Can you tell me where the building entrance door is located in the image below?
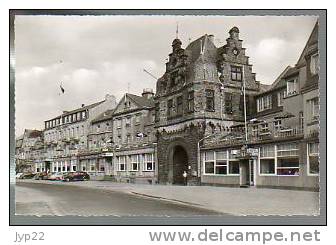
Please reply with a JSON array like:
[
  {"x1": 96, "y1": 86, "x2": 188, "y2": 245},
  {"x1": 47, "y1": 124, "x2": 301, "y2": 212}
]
[
  {"x1": 239, "y1": 159, "x2": 254, "y2": 187},
  {"x1": 172, "y1": 146, "x2": 188, "y2": 185}
]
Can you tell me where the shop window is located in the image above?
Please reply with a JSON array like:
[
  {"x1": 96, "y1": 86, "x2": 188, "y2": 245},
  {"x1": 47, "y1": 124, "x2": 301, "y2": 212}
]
[
  {"x1": 308, "y1": 142, "x2": 319, "y2": 175},
  {"x1": 215, "y1": 151, "x2": 227, "y2": 175},
  {"x1": 144, "y1": 153, "x2": 154, "y2": 171},
  {"x1": 205, "y1": 89, "x2": 215, "y2": 111},
  {"x1": 231, "y1": 65, "x2": 242, "y2": 81},
  {"x1": 260, "y1": 159, "x2": 275, "y2": 174},
  {"x1": 204, "y1": 151, "x2": 215, "y2": 174},
  {"x1": 187, "y1": 91, "x2": 194, "y2": 112},
  {"x1": 276, "y1": 143, "x2": 299, "y2": 175},
  {"x1": 228, "y1": 161, "x2": 240, "y2": 174}
]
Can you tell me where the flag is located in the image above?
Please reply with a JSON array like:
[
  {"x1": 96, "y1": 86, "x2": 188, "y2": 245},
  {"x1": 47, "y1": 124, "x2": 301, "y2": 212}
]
[{"x1": 60, "y1": 84, "x2": 65, "y2": 94}]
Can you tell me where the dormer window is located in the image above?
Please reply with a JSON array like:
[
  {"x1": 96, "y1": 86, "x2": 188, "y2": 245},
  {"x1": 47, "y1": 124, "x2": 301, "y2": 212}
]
[
  {"x1": 286, "y1": 78, "x2": 298, "y2": 97},
  {"x1": 310, "y1": 53, "x2": 319, "y2": 75}
]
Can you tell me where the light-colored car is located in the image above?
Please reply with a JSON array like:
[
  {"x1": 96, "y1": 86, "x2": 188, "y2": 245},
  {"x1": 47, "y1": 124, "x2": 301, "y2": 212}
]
[
  {"x1": 15, "y1": 173, "x2": 24, "y2": 178},
  {"x1": 48, "y1": 172, "x2": 65, "y2": 181}
]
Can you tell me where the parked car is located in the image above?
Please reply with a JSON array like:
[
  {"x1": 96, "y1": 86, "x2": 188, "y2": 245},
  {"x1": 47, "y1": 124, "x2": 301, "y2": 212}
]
[
  {"x1": 63, "y1": 171, "x2": 90, "y2": 182},
  {"x1": 48, "y1": 172, "x2": 65, "y2": 181},
  {"x1": 19, "y1": 173, "x2": 36, "y2": 179},
  {"x1": 34, "y1": 172, "x2": 50, "y2": 180},
  {"x1": 15, "y1": 173, "x2": 24, "y2": 179}
]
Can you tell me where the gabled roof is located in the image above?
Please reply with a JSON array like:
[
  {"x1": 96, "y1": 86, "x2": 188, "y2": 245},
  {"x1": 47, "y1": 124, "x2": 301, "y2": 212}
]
[
  {"x1": 127, "y1": 93, "x2": 155, "y2": 108},
  {"x1": 185, "y1": 34, "x2": 217, "y2": 64},
  {"x1": 24, "y1": 129, "x2": 42, "y2": 138},
  {"x1": 296, "y1": 21, "x2": 319, "y2": 67},
  {"x1": 91, "y1": 109, "x2": 115, "y2": 124},
  {"x1": 62, "y1": 100, "x2": 105, "y2": 116}
]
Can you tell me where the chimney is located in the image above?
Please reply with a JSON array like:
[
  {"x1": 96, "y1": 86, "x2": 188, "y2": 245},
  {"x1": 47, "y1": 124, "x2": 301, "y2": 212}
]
[
  {"x1": 142, "y1": 88, "x2": 154, "y2": 99},
  {"x1": 81, "y1": 104, "x2": 85, "y2": 107}
]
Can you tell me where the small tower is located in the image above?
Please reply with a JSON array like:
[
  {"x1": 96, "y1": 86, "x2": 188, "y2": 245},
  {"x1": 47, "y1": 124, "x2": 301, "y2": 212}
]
[{"x1": 229, "y1": 26, "x2": 240, "y2": 40}]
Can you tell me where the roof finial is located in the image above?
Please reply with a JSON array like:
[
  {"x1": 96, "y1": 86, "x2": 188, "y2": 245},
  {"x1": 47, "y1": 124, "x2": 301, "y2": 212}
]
[{"x1": 176, "y1": 22, "x2": 179, "y2": 39}]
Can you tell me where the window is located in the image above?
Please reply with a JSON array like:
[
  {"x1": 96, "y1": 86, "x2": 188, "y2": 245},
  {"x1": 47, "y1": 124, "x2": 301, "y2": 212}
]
[
  {"x1": 77, "y1": 112, "x2": 81, "y2": 120},
  {"x1": 117, "y1": 156, "x2": 126, "y2": 171},
  {"x1": 204, "y1": 151, "x2": 215, "y2": 174},
  {"x1": 274, "y1": 119, "x2": 282, "y2": 131},
  {"x1": 308, "y1": 142, "x2": 319, "y2": 175},
  {"x1": 155, "y1": 103, "x2": 160, "y2": 122},
  {"x1": 251, "y1": 125, "x2": 258, "y2": 137},
  {"x1": 260, "y1": 123, "x2": 269, "y2": 133},
  {"x1": 231, "y1": 66, "x2": 242, "y2": 81},
  {"x1": 177, "y1": 96, "x2": 183, "y2": 115},
  {"x1": 72, "y1": 165, "x2": 77, "y2": 172},
  {"x1": 259, "y1": 145, "x2": 276, "y2": 175},
  {"x1": 187, "y1": 91, "x2": 194, "y2": 112},
  {"x1": 307, "y1": 97, "x2": 319, "y2": 121},
  {"x1": 82, "y1": 111, "x2": 86, "y2": 119},
  {"x1": 82, "y1": 164, "x2": 86, "y2": 171},
  {"x1": 130, "y1": 155, "x2": 139, "y2": 171},
  {"x1": 116, "y1": 119, "x2": 122, "y2": 129},
  {"x1": 205, "y1": 89, "x2": 215, "y2": 111},
  {"x1": 167, "y1": 99, "x2": 173, "y2": 117},
  {"x1": 310, "y1": 53, "x2": 319, "y2": 75},
  {"x1": 257, "y1": 95, "x2": 272, "y2": 112},
  {"x1": 144, "y1": 153, "x2": 154, "y2": 171},
  {"x1": 277, "y1": 90, "x2": 286, "y2": 107},
  {"x1": 286, "y1": 79, "x2": 298, "y2": 96},
  {"x1": 135, "y1": 114, "x2": 141, "y2": 124},
  {"x1": 125, "y1": 117, "x2": 131, "y2": 127},
  {"x1": 203, "y1": 151, "x2": 239, "y2": 175},
  {"x1": 215, "y1": 151, "x2": 227, "y2": 175},
  {"x1": 225, "y1": 93, "x2": 233, "y2": 114},
  {"x1": 277, "y1": 143, "x2": 299, "y2": 176}
]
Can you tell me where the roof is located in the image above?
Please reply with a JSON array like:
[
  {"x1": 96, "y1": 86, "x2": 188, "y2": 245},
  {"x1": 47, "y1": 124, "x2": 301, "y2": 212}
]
[
  {"x1": 185, "y1": 34, "x2": 217, "y2": 64},
  {"x1": 91, "y1": 109, "x2": 114, "y2": 124},
  {"x1": 259, "y1": 83, "x2": 271, "y2": 93},
  {"x1": 24, "y1": 129, "x2": 42, "y2": 138},
  {"x1": 62, "y1": 100, "x2": 105, "y2": 116},
  {"x1": 127, "y1": 93, "x2": 155, "y2": 108},
  {"x1": 281, "y1": 66, "x2": 300, "y2": 80},
  {"x1": 296, "y1": 21, "x2": 319, "y2": 67}
]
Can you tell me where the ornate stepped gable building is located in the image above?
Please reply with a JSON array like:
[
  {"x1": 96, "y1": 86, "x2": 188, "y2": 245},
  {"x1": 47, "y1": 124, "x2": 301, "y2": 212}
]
[
  {"x1": 201, "y1": 22, "x2": 319, "y2": 190},
  {"x1": 155, "y1": 27, "x2": 263, "y2": 185}
]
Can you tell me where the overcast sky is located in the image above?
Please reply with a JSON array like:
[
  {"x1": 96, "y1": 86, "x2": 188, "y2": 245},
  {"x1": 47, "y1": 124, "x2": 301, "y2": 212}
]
[{"x1": 14, "y1": 15, "x2": 318, "y2": 136}]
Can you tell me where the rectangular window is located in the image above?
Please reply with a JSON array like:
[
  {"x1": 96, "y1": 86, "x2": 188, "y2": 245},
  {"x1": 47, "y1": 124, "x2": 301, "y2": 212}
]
[
  {"x1": 167, "y1": 99, "x2": 173, "y2": 117},
  {"x1": 144, "y1": 153, "x2": 154, "y2": 171},
  {"x1": 277, "y1": 143, "x2": 299, "y2": 176},
  {"x1": 231, "y1": 66, "x2": 242, "y2": 81},
  {"x1": 204, "y1": 151, "x2": 215, "y2": 174},
  {"x1": 310, "y1": 53, "x2": 319, "y2": 75},
  {"x1": 308, "y1": 142, "x2": 319, "y2": 175},
  {"x1": 177, "y1": 96, "x2": 183, "y2": 115},
  {"x1": 82, "y1": 111, "x2": 86, "y2": 119},
  {"x1": 135, "y1": 114, "x2": 141, "y2": 124},
  {"x1": 155, "y1": 103, "x2": 160, "y2": 122},
  {"x1": 274, "y1": 119, "x2": 282, "y2": 131},
  {"x1": 225, "y1": 93, "x2": 233, "y2": 114},
  {"x1": 251, "y1": 125, "x2": 258, "y2": 137},
  {"x1": 260, "y1": 123, "x2": 269, "y2": 133},
  {"x1": 187, "y1": 91, "x2": 194, "y2": 112},
  {"x1": 205, "y1": 89, "x2": 215, "y2": 111},
  {"x1": 130, "y1": 155, "x2": 139, "y2": 171},
  {"x1": 215, "y1": 151, "x2": 227, "y2": 175},
  {"x1": 125, "y1": 117, "x2": 131, "y2": 127},
  {"x1": 259, "y1": 145, "x2": 276, "y2": 175},
  {"x1": 307, "y1": 97, "x2": 319, "y2": 121},
  {"x1": 257, "y1": 95, "x2": 272, "y2": 112},
  {"x1": 277, "y1": 90, "x2": 286, "y2": 107},
  {"x1": 117, "y1": 156, "x2": 126, "y2": 171},
  {"x1": 287, "y1": 79, "x2": 298, "y2": 96},
  {"x1": 77, "y1": 112, "x2": 81, "y2": 120},
  {"x1": 116, "y1": 119, "x2": 122, "y2": 128}
]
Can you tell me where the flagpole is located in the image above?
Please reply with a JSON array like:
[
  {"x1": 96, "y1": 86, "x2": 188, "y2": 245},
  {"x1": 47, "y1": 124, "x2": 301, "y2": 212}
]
[{"x1": 243, "y1": 66, "x2": 248, "y2": 142}]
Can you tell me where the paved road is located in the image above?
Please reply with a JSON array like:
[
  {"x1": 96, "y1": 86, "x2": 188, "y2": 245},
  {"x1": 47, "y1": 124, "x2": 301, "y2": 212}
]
[{"x1": 15, "y1": 182, "x2": 222, "y2": 216}]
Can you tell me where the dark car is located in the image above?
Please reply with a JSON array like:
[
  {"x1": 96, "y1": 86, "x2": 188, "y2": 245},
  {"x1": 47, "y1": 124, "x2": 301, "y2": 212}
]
[
  {"x1": 34, "y1": 172, "x2": 50, "y2": 180},
  {"x1": 19, "y1": 173, "x2": 36, "y2": 179},
  {"x1": 63, "y1": 171, "x2": 90, "y2": 182}
]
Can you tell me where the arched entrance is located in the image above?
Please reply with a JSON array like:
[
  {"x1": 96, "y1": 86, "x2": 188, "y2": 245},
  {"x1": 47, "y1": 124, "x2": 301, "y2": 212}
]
[{"x1": 172, "y1": 145, "x2": 188, "y2": 185}]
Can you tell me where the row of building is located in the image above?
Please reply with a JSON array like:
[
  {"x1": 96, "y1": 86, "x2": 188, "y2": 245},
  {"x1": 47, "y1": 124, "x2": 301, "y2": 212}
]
[{"x1": 16, "y1": 22, "x2": 320, "y2": 190}]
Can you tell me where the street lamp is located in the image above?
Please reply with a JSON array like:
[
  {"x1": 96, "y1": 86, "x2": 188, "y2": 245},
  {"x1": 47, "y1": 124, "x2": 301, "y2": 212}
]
[{"x1": 197, "y1": 134, "x2": 213, "y2": 178}]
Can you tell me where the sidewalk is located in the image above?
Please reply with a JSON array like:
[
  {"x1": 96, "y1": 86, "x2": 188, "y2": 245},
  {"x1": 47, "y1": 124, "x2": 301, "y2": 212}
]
[{"x1": 16, "y1": 179, "x2": 319, "y2": 216}]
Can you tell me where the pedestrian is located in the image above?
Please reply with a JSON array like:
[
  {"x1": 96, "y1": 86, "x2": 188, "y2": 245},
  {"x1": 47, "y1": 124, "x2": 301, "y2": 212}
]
[{"x1": 182, "y1": 171, "x2": 187, "y2": 186}]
